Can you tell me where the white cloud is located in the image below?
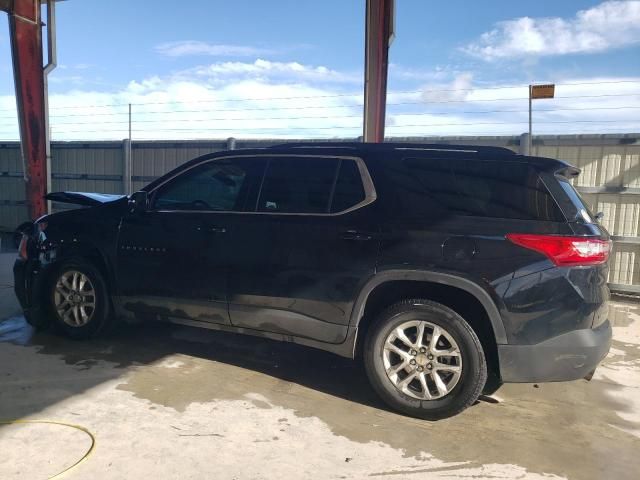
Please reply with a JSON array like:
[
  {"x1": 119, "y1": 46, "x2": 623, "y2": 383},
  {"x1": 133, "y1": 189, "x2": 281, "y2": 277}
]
[
  {"x1": 0, "y1": 61, "x2": 638, "y2": 141},
  {"x1": 389, "y1": 64, "x2": 452, "y2": 82},
  {"x1": 387, "y1": 76, "x2": 640, "y2": 136},
  {"x1": 48, "y1": 75, "x2": 87, "y2": 86},
  {"x1": 184, "y1": 59, "x2": 361, "y2": 85},
  {"x1": 156, "y1": 41, "x2": 275, "y2": 58},
  {"x1": 463, "y1": 1, "x2": 640, "y2": 60},
  {"x1": 0, "y1": 58, "x2": 368, "y2": 141},
  {"x1": 421, "y1": 73, "x2": 474, "y2": 102}
]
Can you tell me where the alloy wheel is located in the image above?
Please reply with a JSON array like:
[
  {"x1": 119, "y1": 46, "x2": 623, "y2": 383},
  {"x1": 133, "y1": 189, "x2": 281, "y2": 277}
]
[
  {"x1": 53, "y1": 270, "x2": 97, "y2": 327},
  {"x1": 382, "y1": 320, "x2": 462, "y2": 400}
]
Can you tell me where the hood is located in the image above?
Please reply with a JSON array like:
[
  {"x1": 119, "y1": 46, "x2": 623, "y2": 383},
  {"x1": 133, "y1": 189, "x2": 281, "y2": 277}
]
[{"x1": 45, "y1": 191, "x2": 127, "y2": 207}]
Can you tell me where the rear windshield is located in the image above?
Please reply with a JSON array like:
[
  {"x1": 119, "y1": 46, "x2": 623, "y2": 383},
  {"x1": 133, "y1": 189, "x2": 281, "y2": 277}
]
[{"x1": 387, "y1": 157, "x2": 565, "y2": 222}]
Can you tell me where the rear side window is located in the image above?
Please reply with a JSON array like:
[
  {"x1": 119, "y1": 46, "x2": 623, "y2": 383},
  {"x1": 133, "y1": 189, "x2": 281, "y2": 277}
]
[
  {"x1": 258, "y1": 157, "x2": 339, "y2": 213},
  {"x1": 388, "y1": 157, "x2": 565, "y2": 221},
  {"x1": 330, "y1": 159, "x2": 366, "y2": 213}
]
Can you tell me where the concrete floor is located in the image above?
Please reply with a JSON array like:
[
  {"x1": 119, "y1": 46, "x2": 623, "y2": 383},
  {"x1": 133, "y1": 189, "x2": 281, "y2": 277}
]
[{"x1": 0, "y1": 252, "x2": 639, "y2": 480}]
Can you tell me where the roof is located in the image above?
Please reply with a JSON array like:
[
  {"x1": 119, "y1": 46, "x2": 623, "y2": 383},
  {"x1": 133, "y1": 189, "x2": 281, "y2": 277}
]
[
  {"x1": 143, "y1": 141, "x2": 577, "y2": 192},
  {"x1": 266, "y1": 141, "x2": 575, "y2": 173}
]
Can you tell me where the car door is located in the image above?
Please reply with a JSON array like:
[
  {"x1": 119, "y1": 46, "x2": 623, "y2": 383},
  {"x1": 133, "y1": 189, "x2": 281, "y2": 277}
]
[
  {"x1": 115, "y1": 156, "x2": 264, "y2": 325},
  {"x1": 227, "y1": 155, "x2": 379, "y2": 344}
]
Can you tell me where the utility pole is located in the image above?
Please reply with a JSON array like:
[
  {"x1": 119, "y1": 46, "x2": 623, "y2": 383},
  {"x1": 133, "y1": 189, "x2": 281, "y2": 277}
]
[
  {"x1": 528, "y1": 85, "x2": 532, "y2": 155},
  {"x1": 128, "y1": 103, "x2": 132, "y2": 194}
]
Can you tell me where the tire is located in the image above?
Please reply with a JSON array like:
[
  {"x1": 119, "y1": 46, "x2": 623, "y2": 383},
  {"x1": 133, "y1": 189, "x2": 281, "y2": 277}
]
[
  {"x1": 364, "y1": 299, "x2": 487, "y2": 420},
  {"x1": 45, "y1": 259, "x2": 112, "y2": 339}
]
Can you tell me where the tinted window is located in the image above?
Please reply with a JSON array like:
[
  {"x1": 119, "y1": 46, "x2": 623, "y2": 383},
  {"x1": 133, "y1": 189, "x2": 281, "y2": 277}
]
[
  {"x1": 388, "y1": 157, "x2": 564, "y2": 221},
  {"x1": 558, "y1": 179, "x2": 595, "y2": 223},
  {"x1": 330, "y1": 159, "x2": 366, "y2": 213},
  {"x1": 153, "y1": 158, "x2": 261, "y2": 211},
  {"x1": 258, "y1": 157, "x2": 339, "y2": 213}
]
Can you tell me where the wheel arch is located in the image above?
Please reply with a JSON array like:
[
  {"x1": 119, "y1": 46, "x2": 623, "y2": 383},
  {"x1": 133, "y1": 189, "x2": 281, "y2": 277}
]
[
  {"x1": 348, "y1": 270, "x2": 507, "y2": 378},
  {"x1": 41, "y1": 240, "x2": 115, "y2": 293},
  {"x1": 352, "y1": 271, "x2": 506, "y2": 338}
]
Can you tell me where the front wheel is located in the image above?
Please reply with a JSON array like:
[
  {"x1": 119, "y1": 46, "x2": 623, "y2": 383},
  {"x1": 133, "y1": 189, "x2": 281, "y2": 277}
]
[
  {"x1": 364, "y1": 299, "x2": 487, "y2": 420},
  {"x1": 47, "y1": 260, "x2": 112, "y2": 339}
]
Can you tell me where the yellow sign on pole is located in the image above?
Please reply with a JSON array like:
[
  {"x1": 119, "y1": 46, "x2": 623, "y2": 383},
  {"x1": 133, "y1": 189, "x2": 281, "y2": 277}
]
[{"x1": 531, "y1": 84, "x2": 555, "y2": 99}]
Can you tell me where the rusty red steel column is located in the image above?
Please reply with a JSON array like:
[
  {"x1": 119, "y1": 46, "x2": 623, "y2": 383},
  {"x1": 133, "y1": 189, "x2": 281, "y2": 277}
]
[
  {"x1": 363, "y1": 0, "x2": 394, "y2": 143},
  {"x1": 1, "y1": 0, "x2": 48, "y2": 219}
]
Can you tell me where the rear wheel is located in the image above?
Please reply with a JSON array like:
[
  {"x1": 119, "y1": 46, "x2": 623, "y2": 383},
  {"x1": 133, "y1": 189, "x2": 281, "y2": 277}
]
[
  {"x1": 47, "y1": 260, "x2": 112, "y2": 339},
  {"x1": 364, "y1": 299, "x2": 487, "y2": 420}
]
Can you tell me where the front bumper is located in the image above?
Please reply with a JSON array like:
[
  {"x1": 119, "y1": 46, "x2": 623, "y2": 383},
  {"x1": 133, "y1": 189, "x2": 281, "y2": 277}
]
[
  {"x1": 498, "y1": 320, "x2": 612, "y2": 383},
  {"x1": 13, "y1": 258, "x2": 30, "y2": 309},
  {"x1": 13, "y1": 258, "x2": 47, "y2": 316}
]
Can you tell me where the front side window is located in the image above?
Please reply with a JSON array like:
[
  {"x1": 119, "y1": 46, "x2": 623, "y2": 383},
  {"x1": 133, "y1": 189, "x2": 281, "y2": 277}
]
[
  {"x1": 257, "y1": 157, "x2": 339, "y2": 213},
  {"x1": 153, "y1": 158, "x2": 260, "y2": 211}
]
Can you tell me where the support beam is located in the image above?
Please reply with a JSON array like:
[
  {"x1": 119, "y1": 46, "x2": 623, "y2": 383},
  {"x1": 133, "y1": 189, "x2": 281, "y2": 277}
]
[
  {"x1": 2, "y1": 0, "x2": 48, "y2": 219},
  {"x1": 363, "y1": 0, "x2": 394, "y2": 143}
]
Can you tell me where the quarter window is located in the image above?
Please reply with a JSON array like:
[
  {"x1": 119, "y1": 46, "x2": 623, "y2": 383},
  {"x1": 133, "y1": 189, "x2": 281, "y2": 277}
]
[{"x1": 387, "y1": 157, "x2": 565, "y2": 221}]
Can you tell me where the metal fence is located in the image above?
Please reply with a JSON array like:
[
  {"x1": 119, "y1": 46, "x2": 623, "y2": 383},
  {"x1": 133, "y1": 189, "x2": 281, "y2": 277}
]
[{"x1": 1, "y1": 133, "x2": 639, "y2": 293}]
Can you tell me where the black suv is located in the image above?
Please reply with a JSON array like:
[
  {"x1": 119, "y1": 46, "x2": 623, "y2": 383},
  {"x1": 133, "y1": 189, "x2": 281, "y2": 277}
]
[{"x1": 13, "y1": 142, "x2": 612, "y2": 419}]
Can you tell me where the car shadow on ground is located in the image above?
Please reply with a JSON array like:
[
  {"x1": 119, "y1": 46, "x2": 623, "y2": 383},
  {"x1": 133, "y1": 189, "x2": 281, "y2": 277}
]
[{"x1": 2, "y1": 316, "x2": 399, "y2": 413}]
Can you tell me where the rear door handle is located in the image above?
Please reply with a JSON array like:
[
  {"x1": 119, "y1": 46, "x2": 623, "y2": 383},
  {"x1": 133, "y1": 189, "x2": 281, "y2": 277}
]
[
  {"x1": 340, "y1": 230, "x2": 373, "y2": 241},
  {"x1": 197, "y1": 225, "x2": 227, "y2": 234}
]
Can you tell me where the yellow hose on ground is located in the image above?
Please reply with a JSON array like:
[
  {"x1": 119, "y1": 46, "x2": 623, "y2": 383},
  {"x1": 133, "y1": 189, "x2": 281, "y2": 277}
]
[{"x1": 0, "y1": 420, "x2": 95, "y2": 479}]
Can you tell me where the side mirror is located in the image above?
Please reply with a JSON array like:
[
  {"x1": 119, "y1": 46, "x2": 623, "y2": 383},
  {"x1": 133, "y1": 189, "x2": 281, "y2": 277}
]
[
  {"x1": 594, "y1": 211, "x2": 604, "y2": 222},
  {"x1": 129, "y1": 191, "x2": 149, "y2": 214}
]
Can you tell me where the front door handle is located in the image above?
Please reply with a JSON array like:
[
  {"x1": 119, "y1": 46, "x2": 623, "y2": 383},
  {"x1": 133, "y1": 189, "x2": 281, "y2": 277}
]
[
  {"x1": 197, "y1": 225, "x2": 227, "y2": 234},
  {"x1": 340, "y1": 230, "x2": 373, "y2": 241}
]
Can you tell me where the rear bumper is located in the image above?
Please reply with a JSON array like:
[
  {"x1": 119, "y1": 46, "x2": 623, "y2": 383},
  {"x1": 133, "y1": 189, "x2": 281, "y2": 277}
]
[{"x1": 498, "y1": 320, "x2": 612, "y2": 383}]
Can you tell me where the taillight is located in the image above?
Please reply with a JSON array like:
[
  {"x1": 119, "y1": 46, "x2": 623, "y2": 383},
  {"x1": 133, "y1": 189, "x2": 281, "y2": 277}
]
[
  {"x1": 506, "y1": 234, "x2": 612, "y2": 266},
  {"x1": 18, "y1": 234, "x2": 29, "y2": 260}
]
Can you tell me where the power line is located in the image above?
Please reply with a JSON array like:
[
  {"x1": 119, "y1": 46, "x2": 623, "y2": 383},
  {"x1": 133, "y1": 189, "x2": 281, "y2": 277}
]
[
  {"x1": 49, "y1": 119, "x2": 638, "y2": 134},
  {"x1": 0, "y1": 105, "x2": 624, "y2": 128},
  {"x1": 40, "y1": 122, "x2": 640, "y2": 140},
  {"x1": 1, "y1": 80, "x2": 639, "y2": 112},
  {"x1": 124, "y1": 80, "x2": 640, "y2": 105},
  {"x1": 1, "y1": 93, "x2": 638, "y2": 121},
  {"x1": 42, "y1": 91, "x2": 640, "y2": 110},
  {"x1": 48, "y1": 92, "x2": 640, "y2": 111},
  {"x1": 45, "y1": 128, "x2": 639, "y2": 142}
]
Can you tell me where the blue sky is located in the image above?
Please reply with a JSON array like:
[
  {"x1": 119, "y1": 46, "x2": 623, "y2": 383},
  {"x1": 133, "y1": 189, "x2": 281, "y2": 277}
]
[{"x1": 0, "y1": 0, "x2": 639, "y2": 139}]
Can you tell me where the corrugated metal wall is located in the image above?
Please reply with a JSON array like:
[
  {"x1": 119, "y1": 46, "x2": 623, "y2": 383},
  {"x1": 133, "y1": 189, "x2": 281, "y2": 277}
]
[
  {"x1": 131, "y1": 141, "x2": 231, "y2": 192},
  {"x1": 0, "y1": 144, "x2": 26, "y2": 230},
  {"x1": 533, "y1": 138, "x2": 640, "y2": 294},
  {"x1": 1, "y1": 134, "x2": 639, "y2": 293}
]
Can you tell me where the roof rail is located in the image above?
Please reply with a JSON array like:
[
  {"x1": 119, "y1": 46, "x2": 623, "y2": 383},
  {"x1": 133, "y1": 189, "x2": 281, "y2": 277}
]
[
  {"x1": 269, "y1": 141, "x2": 516, "y2": 155},
  {"x1": 269, "y1": 141, "x2": 358, "y2": 149}
]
